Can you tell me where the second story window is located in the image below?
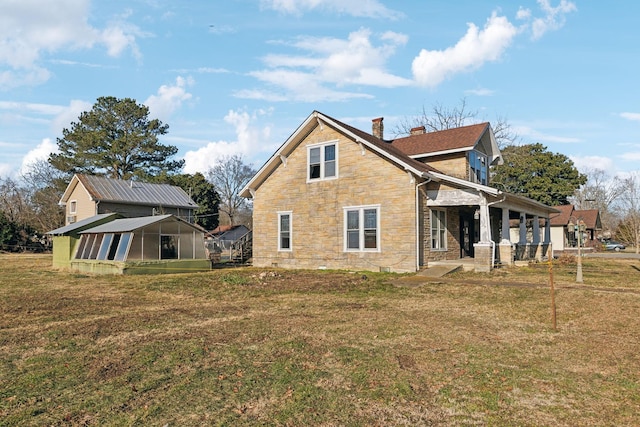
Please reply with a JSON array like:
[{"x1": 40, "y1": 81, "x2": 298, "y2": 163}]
[
  {"x1": 69, "y1": 200, "x2": 77, "y2": 214},
  {"x1": 308, "y1": 141, "x2": 337, "y2": 181},
  {"x1": 469, "y1": 150, "x2": 488, "y2": 185}
]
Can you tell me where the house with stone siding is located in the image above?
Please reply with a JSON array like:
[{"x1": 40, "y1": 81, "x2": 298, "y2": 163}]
[{"x1": 240, "y1": 111, "x2": 558, "y2": 273}]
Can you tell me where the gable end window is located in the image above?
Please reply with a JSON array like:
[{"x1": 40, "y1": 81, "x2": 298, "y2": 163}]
[
  {"x1": 430, "y1": 209, "x2": 447, "y2": 250},
  {"x1": 344, "y1": 205, "x2": 380, "y2": 252},
  {"x1": 308, "y1": 141, "x2": 337, "y2": 181},
  {"x1": 69, "y1": 200, "x2": 77, "y2": 214},
  {"x1": 468, "y1": 150, "x2": 488, "y2": 185},
  {"x1": 278, "y1": 211, "x2": 292, "y2": 251}
]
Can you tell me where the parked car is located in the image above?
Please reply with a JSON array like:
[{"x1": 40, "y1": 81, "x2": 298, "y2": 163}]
[{"x1": 604, "y1": 241, "x2": 625, "y2": 251}]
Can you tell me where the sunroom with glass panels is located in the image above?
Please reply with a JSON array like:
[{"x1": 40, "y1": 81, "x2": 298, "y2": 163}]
[{"x1": 72, "y1": 214, "x2": 210, "y2": 274}]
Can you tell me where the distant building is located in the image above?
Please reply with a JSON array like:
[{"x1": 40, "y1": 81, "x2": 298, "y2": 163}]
[{"x1": 59, "y1": 174, "x2": 198, "y2": 225}]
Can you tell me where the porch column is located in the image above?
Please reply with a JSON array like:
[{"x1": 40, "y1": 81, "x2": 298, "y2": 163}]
[
  {"x1": 500, "y1": 208, "x2": 511, "y2": 243},
  {"x1": 544, "y1": 218, "x2": 551, "y2": 243},
  {"x1": 543, "y1": 217, "x2": 552, "y2": 259},
  {"x1": 478, "y1": 197, "x2": 491, "y2": 243},
  {"x1": 474, "y1": 195, "x2": 493, "y2": 273},
  {"x1": 532, "y1": 215, "x2": 542, "y2": 261},
  {"x1": 519, "y1": 212, "x2": 527, "y2": 245},
  {"x1": 499, "y1": 207, "x2": 514, "y2": 266}
]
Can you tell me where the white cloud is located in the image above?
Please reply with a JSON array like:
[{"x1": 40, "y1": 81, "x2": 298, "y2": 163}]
[
  {"x1": 19, "y1": 138, "x2": 59, "y2": 176},
  {"x1": 182, "y1": 109, "x2": 272, "y2": 174},
  {"x1": 621, "y1": 112, "x2": 640, "y2": 122},
  {"x1": 0, "y1": 0, "x2": 144, "y2": 88},
  {"x1": 465, "y1": 87, "x2": 495, "y2": 96},
  {"x1": 514, "y1": 125, "x2": 581, "y2": 143},
  {"x1": 528, "y1": 0, "x2": 577, "y2": 40},
  {"x1": 52, "y1": 99, "x2": 93, "y2": 134},
  {"x1": 0, "y1": 163, "x2": 13, "y2": 178},
  {"x1": 619, "y1": 151, "x2": 640, "y2": 162},
  {"x1": 571, "y1": 155, "x2": 614, "y2": 173},
  {"x1": 516, "y1": 7, "x2": 532, "y2": 20},
  {"x1": 0, "y1": 99, "x2": 91, "y2": 132},
  {"x1": 144, "y1": 76, "x2": 194, "y2": 122},
  {"x1": 412, "y1": 12, "x2": 517, "y2": 88},
  {"x1": 240, "y1": 28, "x2": 411, "y2": 102},
  {"x1": 260, "y1": 0, "x2": 403, "y2": 19}
]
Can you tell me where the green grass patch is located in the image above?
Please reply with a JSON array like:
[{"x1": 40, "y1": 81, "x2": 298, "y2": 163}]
[{"x1": 1, "y1": 254, "x2": 639, "y2": 425}]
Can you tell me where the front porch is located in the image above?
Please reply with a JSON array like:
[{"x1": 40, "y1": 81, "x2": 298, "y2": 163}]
[{"x1": 424, "y1": 187, "x2": 558, "y2": 273}]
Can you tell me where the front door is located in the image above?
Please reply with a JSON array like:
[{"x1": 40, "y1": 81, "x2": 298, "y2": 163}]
[{"x1": 460, "y1": 212, "x2": 475, "y2": 258}]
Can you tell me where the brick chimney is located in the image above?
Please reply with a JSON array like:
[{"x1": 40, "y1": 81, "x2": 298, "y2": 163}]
[
  {"x1": 410, "y1": 126, "x2": 426, "y2": 135},
  {"x1": 372, "y1": 117, "x2": 384, "y2": 139}
]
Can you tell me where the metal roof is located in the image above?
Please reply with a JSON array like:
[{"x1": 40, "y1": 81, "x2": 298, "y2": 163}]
[
  {"x1": 79, "y1": 214, "x2": 204, "y2": 234},
  {"x1": 60, "y1": 174, "x2": 198, "y2": 209},
  {"x1": 47, "y1": 213, "x2": 120, "y2": 235}
]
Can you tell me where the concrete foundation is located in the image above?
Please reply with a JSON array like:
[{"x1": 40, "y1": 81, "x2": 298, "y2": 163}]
[{"x1": 69, "y1": 259, "x2": 211, "y2": 275}]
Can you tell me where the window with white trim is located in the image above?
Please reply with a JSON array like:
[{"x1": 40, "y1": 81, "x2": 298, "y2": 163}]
[
  {"x1": 69, "y1": 200, "x2": 77, "y2": 214},
  {"x1": 278, "y1": 211, "x2": 292, "y2": 251},
  {"x1": 308, "y1": 141, "x2": 337, "y2": 181},
  {"x1": 344, "y1": 205, "x2": 380, "y2": 251},
  {"x1": 430, "y1": 209, "x2": 447, "y2": 250}
]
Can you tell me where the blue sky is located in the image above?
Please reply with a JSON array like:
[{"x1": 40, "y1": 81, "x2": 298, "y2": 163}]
[{"x1": 1, "y1": 0, "x2": 639, "y2": 179}]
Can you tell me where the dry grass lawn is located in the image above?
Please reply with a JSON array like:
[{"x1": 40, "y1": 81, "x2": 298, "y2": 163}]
[{"x1": 0, "y1": 254, "x2": 639, "y2": 426}]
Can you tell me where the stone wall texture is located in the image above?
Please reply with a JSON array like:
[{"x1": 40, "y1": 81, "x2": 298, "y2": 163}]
[{"x1": 252, "y1": 124, "x2": 419, "y2": 273}]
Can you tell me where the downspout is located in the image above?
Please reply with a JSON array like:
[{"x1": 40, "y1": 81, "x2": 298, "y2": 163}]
[{"x1": 415, "y1": 177, "x2": 432, "y2": 271}]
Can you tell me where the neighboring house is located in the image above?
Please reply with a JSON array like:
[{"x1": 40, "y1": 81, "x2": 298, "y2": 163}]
[
  {"x1": 206, "y1": 224, "x2": 251, "y2": 251},
  {"x1": 59, "y1": 174, "x2": 198, "y2": 225},
  {"x1": 240, "y1": 111, "x2": 558, "y2": 273},
  {"x1": 548, "y1": 205, "x2": 602, "y2": 255},
  {"x1": 205, "y1": 224, "x2": 252, "y2": 264},
  {"x1": 63, "y1": 214, "x2": 209, "y2": 275}
]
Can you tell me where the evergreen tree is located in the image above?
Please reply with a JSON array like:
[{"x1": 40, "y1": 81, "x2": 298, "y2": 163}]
[
  {"x1": 491, "y1": 143, "x2": 587, "y2": 206},
  {"x1": 49, "y1": 96, "x2": 184, "y2": 180}
]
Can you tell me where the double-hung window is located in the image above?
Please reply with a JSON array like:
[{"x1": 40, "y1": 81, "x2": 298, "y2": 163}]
[
  {"x1": 308, "y1": 141, "x2": 337, "y2": 181},
  {"x1": 430, "y1": 209, "x2": 447, "y2": 250},
  {"x1": 278, "y1": 211, "x2": 292, "y2": 251},
  {"x1": 344, "y1": 205, "x2": 380, "y2": 251}
]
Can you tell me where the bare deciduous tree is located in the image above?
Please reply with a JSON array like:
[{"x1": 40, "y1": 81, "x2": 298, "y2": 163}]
[
  {"x1": 392, "y1": 98, "x2": 520, "y2": 149},
  {"x1": 570, "y1": 167, "x2": 625, "y2": 236},
  {"x1": 206, "y1": 155, "x2": 256, "y2": 226},
  {"x1": 614, "y1": 172, "x2": 640, "y2": 253}
]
